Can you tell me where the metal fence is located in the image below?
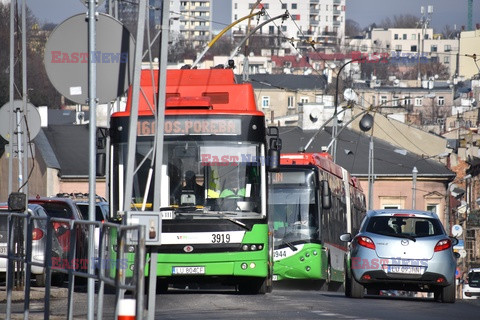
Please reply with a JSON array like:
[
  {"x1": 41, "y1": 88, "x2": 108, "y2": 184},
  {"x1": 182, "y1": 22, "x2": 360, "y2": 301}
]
[{"x1": 0, "y1": 211, "x2": 146, "y2": 319}]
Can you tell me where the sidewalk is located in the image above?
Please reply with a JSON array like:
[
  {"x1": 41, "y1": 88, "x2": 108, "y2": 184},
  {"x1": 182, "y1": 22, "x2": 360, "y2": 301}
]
[{"x1": 0, "y1": 286, "x2": 68, "y2": 303}]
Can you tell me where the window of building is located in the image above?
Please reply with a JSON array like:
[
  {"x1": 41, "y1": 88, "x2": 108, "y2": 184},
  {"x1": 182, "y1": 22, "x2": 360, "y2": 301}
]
[
  {"x1": 411, "y1": 45, "x2": 417, "y2": 52},
  {"x1": 426, "y1": 204, "x2": 438, "y2": 213},
  {"x1": 444, "y1": 44, "x2": 452, "y2": 52},
  {"x1": 325, "y1": 16, "x2": 328, "y2": 22},
  {"x1": 361, "y1": 45, "x2": 367, "y2": 52},
  {"x1": 291, "y1": 14, "x2": 300, "y2": 20},
  {"x1": 403, "y1": 96, "x2": 412, "y2": 106},
  {"x1": 383, "y1": 205, "x2": 400, "y2": 209},
  {"x1": 444, "y1": 56, "x2": 450, "y2": 64},
  {"x1": 269, "y1": 26, "x2": 274, "y2": 34},
  {"x1": 372, "y1": 96, "x2": 376, "y2": 106},
  {"x1": 431, "y1": 45, "x2": 437, "y2": 52},
  {"x1": 262, "y1": 96, "x2": 270, "y2": 109},
  {"x1": 300, "y1": 97, "x2": 309, "y2": 104},
  {"x1": 392, "y1": 96, "x2": 399, "y2": 106},
  {"x1": 282, "y1": 3, "x2": 287, "y2": 10},
  {"x1": 395, "y1": 45, "x2": 402, "y2": 51},
  {"x1": 380, "y1": 95, "x2": 388, "y2": 105},
  {"x1": 234, "y1": 3, "x2": 237, "y2": 9},
  {"x1": 281, "y1": 25, "x2": 287, "y2": 32},
  {"x1": 292, "y1": 3, "x2": 297, "y2": 10},
  {"x1": 394, "y1": 34, "x2": 399, "y2": 40},
  {"x1": 438, "y1": 96, "x2": 445, "y2": 106},
  {"x1": 326, "y1": 5, "x2": 329, "y2": 10},
  {"x1": 412, "y1": 34, "x2": 416, "y2": 40},
  {"x1": 415, "y1": 98, "x2": 423, "y2": 106},
  {"x1": 287, "y1": 96, "x2": 295, "y2": 109},
  {"x1": 403, "y1": 34, "x2": 407, "y2": 40}
]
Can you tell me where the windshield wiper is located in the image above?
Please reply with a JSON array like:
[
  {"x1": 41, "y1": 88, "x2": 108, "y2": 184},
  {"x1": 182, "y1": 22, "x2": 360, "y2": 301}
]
[
  {"x1": 379, "y1": 232, "x2": 417, "y2": 242},
  {"x1": 283, "y1": 240, "x2": 297, "y2": 251},
  {"x1": 224, "y1": 217, "x2": 251, "y2": 231}
]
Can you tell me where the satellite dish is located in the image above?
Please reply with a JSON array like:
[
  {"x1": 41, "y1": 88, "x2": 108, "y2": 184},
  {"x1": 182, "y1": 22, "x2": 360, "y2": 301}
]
[
  {"x1": 0, "y1": 101, "x2": 41, "y2": 140},
  {"x1": 44, "y1": 13, "x2": 135, "y2": 105},
  {"x1": 309, "y1": 109, "x2": 319, "y2": 123},
  {"x1": 343, "y1": 88, "x2": 358, "y2": 103}
]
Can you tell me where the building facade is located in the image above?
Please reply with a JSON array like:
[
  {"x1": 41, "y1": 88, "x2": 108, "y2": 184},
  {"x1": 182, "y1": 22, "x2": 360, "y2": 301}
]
[
  {"x1": 170, "y1": 0, "x2": 213, "y2": 47},
  {"x1": 231, "y1": 0, "x2": 345, "y2": 50}
]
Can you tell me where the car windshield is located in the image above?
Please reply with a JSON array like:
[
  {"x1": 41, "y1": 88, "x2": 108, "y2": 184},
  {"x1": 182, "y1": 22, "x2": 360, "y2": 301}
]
[
  {"x1": 366, "y1": 216, "x2": 444, "y2": 237},
  {"x1": 35, "y1": 202, "x2": 74, "y2": 219},
  {"x1": 76, "y1": 204, "x2": 106, "y2": 222},
  {"x1": 468, "y1": 272, "x2": 480, "y2": 286}
]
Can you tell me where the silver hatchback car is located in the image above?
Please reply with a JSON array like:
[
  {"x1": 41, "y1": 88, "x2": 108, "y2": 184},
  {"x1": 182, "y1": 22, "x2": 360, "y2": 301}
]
[{"x1": 340, "y1": 209, "x2": 458, "y2": 303}]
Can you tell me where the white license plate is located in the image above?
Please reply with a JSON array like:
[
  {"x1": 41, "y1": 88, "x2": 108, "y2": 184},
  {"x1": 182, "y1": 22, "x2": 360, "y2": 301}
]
[
  {"x1": 387, "y1": 265, "x2": 424, "y2": 274},
  {"x1": 162, "y1": 211, "x2": 175, "y2": 220},
  {"x1": 172, "y1": 266, "x2": 205, "y2": 275},
  {"x1": 0, "y1": 245, "x2": 7, "y2": 255}
]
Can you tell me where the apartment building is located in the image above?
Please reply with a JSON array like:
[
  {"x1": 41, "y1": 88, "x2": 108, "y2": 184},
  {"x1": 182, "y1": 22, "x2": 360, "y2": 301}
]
[
  {"x1": 170, "y1": 0, "x2": 213, "y2": 47},
  {"x1": 231, "y1": 0, "x2": 345, "y2": 50},
  {"x1": 349, "y1": 28, "x2": 459, "y2": 77},
  {"x1": 459, "y1": 29, "x2": 480, "y2": 79}
]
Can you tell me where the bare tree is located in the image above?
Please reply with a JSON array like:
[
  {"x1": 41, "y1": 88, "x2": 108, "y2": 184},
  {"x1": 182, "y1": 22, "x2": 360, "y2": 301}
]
[
  {"x1": 380, "y1": 14, "x2": 420, "y2": 28},
  {"x1": 345, "y1": 19, "x2": 361, "y2": 37}
]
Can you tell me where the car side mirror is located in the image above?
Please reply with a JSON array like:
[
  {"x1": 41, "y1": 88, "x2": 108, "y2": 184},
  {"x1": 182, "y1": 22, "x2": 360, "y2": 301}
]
[
  {"x1": 454, "y1": 252, "x2": 461, "y2": 259},
  {"x1": 340, "y1": 233, "x2": 352, "y2": 242}
]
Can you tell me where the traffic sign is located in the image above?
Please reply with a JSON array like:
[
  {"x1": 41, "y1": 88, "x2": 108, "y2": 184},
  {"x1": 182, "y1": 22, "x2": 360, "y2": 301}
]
[
  {"x1": 0, "y1": 101, "x2": 41, "y2": 141},
  {"x1": 452, "y1": 224, "x2": 463, "y2": 237}
]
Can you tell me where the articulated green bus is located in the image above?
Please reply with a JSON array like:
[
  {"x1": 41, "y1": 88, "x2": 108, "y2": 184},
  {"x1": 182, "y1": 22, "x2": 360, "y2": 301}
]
[{"x1": 268, "y1": 152, "x2": 366, "y2": 285}]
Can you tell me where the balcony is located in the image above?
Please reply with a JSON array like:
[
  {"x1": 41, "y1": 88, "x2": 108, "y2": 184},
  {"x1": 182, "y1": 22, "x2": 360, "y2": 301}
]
[
  {"x1": 310, "y1": 19, "x2": 319, "y2": 26},
  {"x1": 333, "y1": 20, "x2": 341, "y2": 26},
  {"x1": 333, "y1": 0, "x2": 341, "y2": 4},
  {"x1": 310, "y1": 0, "x2": 319, "y2": 3},
  {"x1": 333, "y1": 9, "x2": 341, "y2": 15},
  {"x1": 310, "y1": 9, "x2": 319, "y2": 15}
]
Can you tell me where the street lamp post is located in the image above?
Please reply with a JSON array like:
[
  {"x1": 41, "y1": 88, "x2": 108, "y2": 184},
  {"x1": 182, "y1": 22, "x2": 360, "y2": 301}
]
[
  {"x1": 359, "y1": 113, "x2": 375, "y2": 210},
  {"x1": 412, "y1": 166, "x2": 418, "y2": 209}
]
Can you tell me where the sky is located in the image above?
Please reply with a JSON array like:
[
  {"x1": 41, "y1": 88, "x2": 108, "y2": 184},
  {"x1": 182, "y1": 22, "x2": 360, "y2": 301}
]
[{"x1": 26, "y1": 0, "x2": 478, "y2": 33}]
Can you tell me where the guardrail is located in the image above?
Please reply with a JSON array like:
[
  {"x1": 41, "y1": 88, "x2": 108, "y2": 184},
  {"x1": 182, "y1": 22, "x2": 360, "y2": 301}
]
[{"x1": 0, "y1": 211, "x2": 145, "y2": 320}]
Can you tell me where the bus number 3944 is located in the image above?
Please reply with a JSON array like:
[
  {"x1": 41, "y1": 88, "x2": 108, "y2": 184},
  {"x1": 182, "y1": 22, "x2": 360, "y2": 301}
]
[{"x1": 212, "y1": 233, "x2": 231, "y2": 243}]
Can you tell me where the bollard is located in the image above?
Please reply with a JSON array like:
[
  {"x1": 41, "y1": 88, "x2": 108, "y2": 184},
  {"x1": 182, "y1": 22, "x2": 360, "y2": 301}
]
[{"x1": 117, "y1": 299, "x2": 136, "y2": 320}]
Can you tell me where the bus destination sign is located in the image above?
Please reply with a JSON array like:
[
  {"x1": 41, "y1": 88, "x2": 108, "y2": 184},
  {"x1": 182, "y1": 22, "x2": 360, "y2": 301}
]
[{"x1": 137, "y1": 118, "x2": 242, "y2": 136}]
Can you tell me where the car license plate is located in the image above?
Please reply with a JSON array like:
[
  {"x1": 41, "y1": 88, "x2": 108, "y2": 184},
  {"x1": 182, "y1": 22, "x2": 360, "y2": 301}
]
[
  {"x1": 172, "y1": 266, "x2": 205, "y2": 275},
  {"x1": 0, "y1": 245, "x2": 7, "y2": 255},
  {"x1": 387, "y1": 265, "x2": 424, "y2": 274}
]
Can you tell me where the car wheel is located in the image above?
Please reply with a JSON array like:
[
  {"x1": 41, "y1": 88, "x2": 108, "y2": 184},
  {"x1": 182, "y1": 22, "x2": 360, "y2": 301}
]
[
  {"x1": 350, "y1": 271, "x2": 364, "y2": 299},
  {"x1": 35, "y1": 273, "x2": 46, "y2": 287},
  {"x1": 441, "y1": 279, "x2": 456, "y2": 303}
]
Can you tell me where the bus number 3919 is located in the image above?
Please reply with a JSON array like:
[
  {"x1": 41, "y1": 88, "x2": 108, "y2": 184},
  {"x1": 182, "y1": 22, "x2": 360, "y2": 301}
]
[{"x1": 212, "y1": 233, "x2": 231, "y2": 243}]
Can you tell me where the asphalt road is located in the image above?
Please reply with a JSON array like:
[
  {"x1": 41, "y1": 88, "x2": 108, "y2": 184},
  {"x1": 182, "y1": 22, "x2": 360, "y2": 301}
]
[{"x1": 2, "y1": 281, "x2": 480, "y2": 320}]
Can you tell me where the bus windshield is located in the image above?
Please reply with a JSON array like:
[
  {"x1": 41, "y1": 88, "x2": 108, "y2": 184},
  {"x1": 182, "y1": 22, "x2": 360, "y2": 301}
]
[
  {"x1": 113, "y1": 139, "x2": 264, "y2": 218},
  {"x1": 269, "y1": 177, "x2": 320, "y2": 245}
]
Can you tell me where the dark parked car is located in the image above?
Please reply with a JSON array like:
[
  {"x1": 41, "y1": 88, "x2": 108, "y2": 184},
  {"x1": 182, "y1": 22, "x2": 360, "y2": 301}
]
[
  {"x1": 0, "y1": 204, "x2": 66, "y2": 286},
  {"x1": 340, "y1": 209, "x2": 458, "y2": 303},
  {"x1": 29, "y1": 197, "x2": 89, "y2": 271}
]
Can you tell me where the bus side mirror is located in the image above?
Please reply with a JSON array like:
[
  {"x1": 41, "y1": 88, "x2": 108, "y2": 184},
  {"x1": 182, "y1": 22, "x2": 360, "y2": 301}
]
[
  {"x1": 321, "y1": 180, "x2": 331, "y2": 209},
  {"x1": 267, "y1": 126, "x2": 282, "y2": 171},
  {"x1": 96, "y1": 153, "x2": 106, "y2": 177}
]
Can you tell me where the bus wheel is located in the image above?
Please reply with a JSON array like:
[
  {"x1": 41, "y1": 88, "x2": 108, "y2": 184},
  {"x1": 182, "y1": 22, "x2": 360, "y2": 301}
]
[{"x1": 238, "y1": 277, "x2": 266, "y2": 294}]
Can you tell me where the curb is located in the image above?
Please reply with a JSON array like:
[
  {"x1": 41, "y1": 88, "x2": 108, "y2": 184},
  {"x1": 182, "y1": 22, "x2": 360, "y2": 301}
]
[{"x1": 0, "y1": 286, "x2": 68, "y2": 302}]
